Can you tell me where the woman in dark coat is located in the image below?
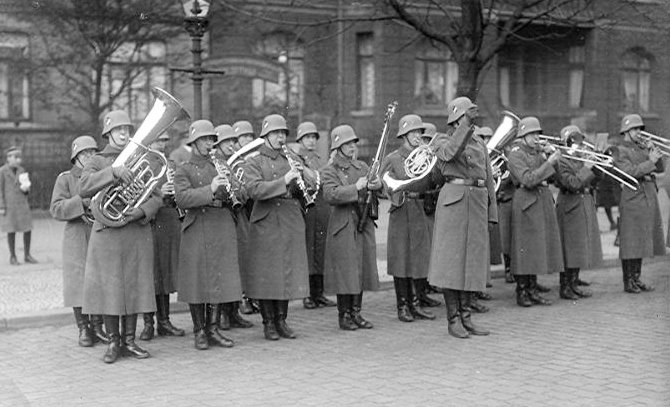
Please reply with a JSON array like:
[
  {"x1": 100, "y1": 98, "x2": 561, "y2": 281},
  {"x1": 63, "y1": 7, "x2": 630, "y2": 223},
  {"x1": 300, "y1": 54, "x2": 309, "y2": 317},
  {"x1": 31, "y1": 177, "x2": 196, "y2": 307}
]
[
  {"x1": 322, "y1": 124, "x2": 381, "y2": 331},
  {"x1": 50, "y1": 135, "x2": 108, "y2": 347}
]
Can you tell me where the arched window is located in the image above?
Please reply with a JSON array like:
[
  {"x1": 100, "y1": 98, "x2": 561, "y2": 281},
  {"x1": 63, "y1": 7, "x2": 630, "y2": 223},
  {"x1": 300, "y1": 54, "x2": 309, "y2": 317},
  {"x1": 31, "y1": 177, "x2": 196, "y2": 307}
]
[
  {"x1": 414, "y1": 43, "x2": 458, "y2": 106},
  {"x1": 0, "y1": 32, "x2": 30, "y2": 121},
  {"x1": 621, "y1": 48, "x2": 652, "y2": 112}
]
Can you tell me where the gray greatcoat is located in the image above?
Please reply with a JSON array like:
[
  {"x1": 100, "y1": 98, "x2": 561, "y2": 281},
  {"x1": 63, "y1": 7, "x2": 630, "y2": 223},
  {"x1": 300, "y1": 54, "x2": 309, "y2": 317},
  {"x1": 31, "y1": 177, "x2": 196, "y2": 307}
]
[
  {"x1": 0, "y1": 164, "x2": 32, "y2": 233},
  {"x1": 497, "y1": 177, "x2": 515, "y2": 256},
  {"x1": 49, "y1": 166, "x2": 91, "y2": 307},
  {"x1": 80, "y1": 144, "x2": 161, "y2": 316},
  {"x1": 322, "y1": 152, "x2": 380, "y2": 294},
  {"x1": 151, "y1": 171, "x2": 181, "y2": 295}
]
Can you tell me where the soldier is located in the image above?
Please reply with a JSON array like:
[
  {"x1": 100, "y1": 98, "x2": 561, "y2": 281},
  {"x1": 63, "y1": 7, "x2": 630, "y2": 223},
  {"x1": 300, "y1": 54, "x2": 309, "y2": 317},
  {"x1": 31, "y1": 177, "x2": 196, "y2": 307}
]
[
  {"x1": 474, "y1": 125, "x2": 495, "y2": 306},
  {"x1": 80, "y1": 110, "x2": 161, "y2": 364},
  {"x1": 496, "y1": 149, "x2": 516, "y2": 284},
  {"x1": 421, "y1": 123, "x2": 442, "y2": 297},
  {"x1": 381, "y1": 114, "x2": 436, "y2": 323},
  {"x1": 554, "y1": 125, "x2": 601, "y2": 300},
  {"x1": 427, "y1": 97, "x2": 496, "y2": 339},
  {"x1": 0, "y1": 146, "x2": 37, "y2": 265},
  {"x1": 233, "y1": 120, "x2": 255, "y2": 148},
  {"x1": 174, "y1": 120, "x2": 243, "y2": 350},
  {"x1": 613, "y1": 114, "x2": 665, "y2": 293},
  {"x1": 243, "y1": 114, "x2": 315, "y2": 340},
  {"x1": 169, "y1": 133, "x2": 192, "y2": 165},
  {"x1": 295, "y1": 121, "x2": 336, "y2": 309},
  {"x1": 321, "y1": 124, "x2": 381, "y2": 331},
  {"x1": 139, "y1": 133, "x2": 185, "y2": 341},
  {"x1": 507, "y1": 116, "x2": 563, "y2": 307},
  {"x1": 50, "y1": 136, "x2": 108, "y2": 347}
]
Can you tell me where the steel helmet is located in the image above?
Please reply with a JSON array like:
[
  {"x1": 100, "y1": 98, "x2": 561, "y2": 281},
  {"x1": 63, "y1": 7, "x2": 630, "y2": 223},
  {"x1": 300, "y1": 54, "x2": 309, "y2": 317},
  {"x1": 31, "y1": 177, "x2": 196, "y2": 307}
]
[
  {"x1": 101, "y1": 110, "x2": 133, "y2": 137},
  {"x1": 186, "y1": 120, "x2": 218, "y2": 145},
  {"x1": 330, "y1": 125, "x2": 359, "y2": 150},
  {"x1": 517, "y1": 117, "x2": 542, "y2": 138},
  {"x1": 560, "y1": 125, "x2": 583, "y2": 143},
  {"x1": 259, "y1": 114, "x2": 289, "y2": 137},
  {"x1": 447, "y1": 97, "x2": 476, "y2": 124},
  {"x1": 70, "y1": 135, "x2": 98, "y2": 163},
  {"x1": 214, "y1": 124, "x2": 237, "y2": 146},
  {"x1": 296, "y1": 121, "x2": 319, "y2": 142},
  {"x1": 423, "y1": 122, "x2": 437, "y2": 139},
  {"x1": 397, "y1": 114, "x2": 425, "y2": 138},
  {"x1": 233, "y1": 120, "x2": 254, "y2": 138},
  {"x1": 620, "y1": 114, "x2": 645, "y2": 134},
  {"x1": 474, "y1": 126, "x2": 493, "y2": 138}
]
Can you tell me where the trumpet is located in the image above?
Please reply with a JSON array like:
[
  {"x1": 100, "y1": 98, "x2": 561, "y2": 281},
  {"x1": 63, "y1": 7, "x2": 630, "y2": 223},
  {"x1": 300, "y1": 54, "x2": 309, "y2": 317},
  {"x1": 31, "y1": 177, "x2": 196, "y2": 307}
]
[
  {"x1": 282, "y1": 145, "x2": 317, "y2": 208},
  {"x1": 209, "y1": 150, "x2": 243, "y2": 209},
  {"x1": 639, "y1": 131, "x2": 670, "y2": 157}
]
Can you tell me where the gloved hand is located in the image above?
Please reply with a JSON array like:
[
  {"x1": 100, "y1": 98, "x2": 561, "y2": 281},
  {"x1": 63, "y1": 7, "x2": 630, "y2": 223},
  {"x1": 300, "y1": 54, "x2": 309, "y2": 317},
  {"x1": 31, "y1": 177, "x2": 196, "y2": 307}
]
[
  {"x1": 112, "y1": 165, "x2": 133, "y2": 184},
  {"x1": 125, "y1": 207, "x2": 145, "y2": 223}
]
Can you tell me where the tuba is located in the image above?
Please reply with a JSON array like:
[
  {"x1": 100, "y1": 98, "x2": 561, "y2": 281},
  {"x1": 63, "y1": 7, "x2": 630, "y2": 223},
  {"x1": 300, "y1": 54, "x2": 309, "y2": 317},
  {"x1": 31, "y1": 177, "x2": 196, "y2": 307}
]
[
  {"x1": 488, "y1": 110, "x2": 520, "y2": 191},
  {"x1": 90, "y1": 87, "x2": 190, "y2": 228},
  {"x1": 227, "y1": 138, "x2": 264, "y2": 182}
]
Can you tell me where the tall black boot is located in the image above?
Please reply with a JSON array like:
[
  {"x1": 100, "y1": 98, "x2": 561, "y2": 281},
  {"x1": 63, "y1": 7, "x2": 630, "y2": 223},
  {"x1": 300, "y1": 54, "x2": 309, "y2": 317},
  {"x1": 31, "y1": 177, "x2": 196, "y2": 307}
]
[
  {"x1": 415, "y1": 278, "x2": 441, "y2": 307},
  {"x1": 139, "y1": 313, "x2": 155, "y2": 341},
  {"x1": 122, "y1": 314, "x2": 150, "y2": 359},
  {"x1": 313, "y1": 275, "x2": 336, "y2": 307},
  {"x1": 7, "y1": 232, "x2": 18, "y2": 265},
  {"x1": 227, "y1": 301, "x2": 254, "y2": 328},
  {"x1": 394, "y1": 277, "x2": 413, "y2": 323},
  {"x1": 207, "y1": 304, "x2": 234, "y2": 347},
  {"x1": 217, "y1": 302, "x2": 231, "y2": 331},
  {"x1": 102, "y1": 315, "x2": 121, "y2": 363},
  {"x1": 459, "y1": 291, "x2": 489, "y2": 336},
  {"x1": 274, "y1": 300, "x2": 296, "y2": 339},
  {"x1": 408, "y1": 279, "x2": 435, "y2": 320},
  {"x1": 467, "y1": 291, "x2": 489, "y2": 313},
  {"x1": 631, "y1": 259, "x2": 654, "y2": 292},
  {"x1": 515, "y1": 276, "x2": 532, "y2": 307},
  {"x1": 569, "y1": 268, "x2": 592, "y2": 298},
  {"x1": 351, "y1": 293, "x2": 373, "y2": 329},
  {"x1": 188, "y1": 303, "x2": 209, "y2": 350},
  {"x1": 337, "y1": 294, "x2": 358, "y2": 330},
  {"x1": 23, "y1": 231, "x2": 37, "y2": 264},
  {"x1": 531, "y1": 275, "x2": 551, "y2": 293},
  {"x1": 156, "y1": 295, "x2": 185, "y2": 336},
  {"x1": 622, "y1": 260, "x2": 640, "y2": 294},
  {"x1": 303, "y1": 275, "x2": 319, "y2": 309},
  {"x1": 90, "y1": 314, "x2": 109, "y2": 344},
  {"x1": 73, "y1": 307, "x2": 93, "y2": 347},
  {"x1": 259, "y1": 300, "x2": 279, "y2": 340},
  {"x1": 240, "y1": 295, "x2": 258, "y2": 314},
  {"x1": 559, "y1": 272, "x2": 579, "y2": 300},
  {"x1": 442, "y1": 289, "x2": 469, "y2": 339},
  {"x1": 504, "y1": 254, "x2": 515, "y2": 283},
  {"x1": 574, "y1": 269, "x2": 590, "y2": 286},
  {"x1": 527, "y1": 275, "x2": 552, "y2": 305}
]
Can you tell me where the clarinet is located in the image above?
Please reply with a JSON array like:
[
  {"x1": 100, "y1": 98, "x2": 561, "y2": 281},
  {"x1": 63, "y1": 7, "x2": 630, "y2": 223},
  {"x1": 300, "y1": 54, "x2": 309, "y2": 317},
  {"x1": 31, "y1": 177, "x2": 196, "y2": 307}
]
[
  {"x1": 209, "y1": 150, "x2": 243, "y2": 209},
  {"x1": 165, "y1": 162, "x2": 186, "y2": 220},
  {"x1": 282, "y1": 145, "x2": 316, "y2": 208}
]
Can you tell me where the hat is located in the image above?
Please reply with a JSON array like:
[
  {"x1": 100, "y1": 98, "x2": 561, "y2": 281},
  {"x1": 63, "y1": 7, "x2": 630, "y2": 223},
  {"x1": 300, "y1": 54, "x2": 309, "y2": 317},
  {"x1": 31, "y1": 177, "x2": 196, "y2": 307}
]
[
  {"x1": 4, "y1": 146, "x2": 21, "y2": 156},
  {"x1": 397, "y1": 114, "x2": 425, "y2": 138},
  {"x1": 214, "y1": 124, "x2": 237, "y2": 146},
  {"x1": 330, "y1": 125, "x2": 359, "y2": 150},
  {"x1": 517, "y1": 117, "x2": 542, "y2": 138},
  {"x1": 620, "y1": 114, "x2": 644, "y2": 134},
  {"x1": 296, "y1": 121, "x2": 319, "y2": 142},
  {"x1": 560, "y1": 125, "x2": 584, "y2": 143},
  {"x1": 70, "y1": 136, "x2": 98, "y2": 163},
  {"x1": 233, "y1": 120, "x2": 254, "y2": 138},
  {"x1": 101, "y1": 110, "x2": 133, "y2": 137},
  {"x1": 259, "y1": 114, "x2": 289, "y2": 137},
  {"x1": 186, "y1": 120, "x2": 218, "y2": 145},
  {"x1": 447, "y1": 97, "x2": 476, "y2": 125},
  {"x1": 474, "y1": 126, "x2": 493, "y2": 138}
]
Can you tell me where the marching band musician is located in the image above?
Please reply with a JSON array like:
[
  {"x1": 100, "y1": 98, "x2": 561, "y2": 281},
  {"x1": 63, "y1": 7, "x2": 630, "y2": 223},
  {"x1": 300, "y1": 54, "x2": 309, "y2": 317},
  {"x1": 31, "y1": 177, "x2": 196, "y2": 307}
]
[
  {"x1": 173, "y1": 120, "x2": 244, "y2": 350},
  {"x1": 50, "y1": 136, "x2": 108, "y2": 347},
  {"x1": 139, "y1": 133, "x2": 185, "y2": 341},
  {"x1": 242, "y1": 114, "x2": 315, "y2": 340},
  {"x1": 296, "y1": 121, "x2": 337, "y2": 310},
  {"x1": 233, "y1": 120, "x2": 256, "y2": 148},
  {"x1": 507, "y1": 116, "x2": 563, "y2": 308},
  {"x1": 426, "y1": 97, "x2": 496, "y2": 339},
  {"x1": 497, "y1": 148, "x2": 516, "y2": 285},
  {"x1": 80, "y1": 110, "x2": 161, "y2": 364},
  {"x1": 381, "y1": 114, "x2": 436, "y2": 323},
  {"x1": 613, "y1": 114, "x2": 665, "y2": 293},
  {"x1": 554, "y1": 125, "x2": 601, "y2": 300},
  {"x1": 322, "y1": 124, "x2": 381, "y2": 331}
]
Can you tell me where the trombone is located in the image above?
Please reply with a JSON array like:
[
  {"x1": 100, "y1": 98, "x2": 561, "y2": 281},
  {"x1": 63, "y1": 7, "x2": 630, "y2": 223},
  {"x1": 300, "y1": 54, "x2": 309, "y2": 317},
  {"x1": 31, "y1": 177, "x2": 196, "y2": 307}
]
[{"x1": 639, "y1": 131, "x2": 670, "y2": 157}]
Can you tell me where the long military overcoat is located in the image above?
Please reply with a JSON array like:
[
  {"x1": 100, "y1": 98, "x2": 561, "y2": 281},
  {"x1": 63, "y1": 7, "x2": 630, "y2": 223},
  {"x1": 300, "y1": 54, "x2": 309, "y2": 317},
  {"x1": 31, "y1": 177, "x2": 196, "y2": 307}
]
[
  {"x1": 242, "y1": 144, "x2": 310, "y2": 300},
  {"x1": 49, "y1": 166, "x2": 91, "y2": 307},
  {"x1": 0, "y1": 164, "x2": 32, "y2": 233},
  {"x1": 80, "y1": 144, "x2": 161, "y2": 316},
  {"x1": 554, "y1": 158, "x2": 602, "y2": 269},
  {"x1": 322, "y1": 153, "x2": 379, "y2": 294},
  {"x1": 507, "y1": 141, "x2": 564, "y2": 275},
  {"x1": 174, "y1": 152, "x2": 243, "y2": 304},
  {"x1": 497, "y1": 176, "x2": 515, "y2": 257},
  {"x1": 381, "y1": 144, "x2": 432, "y2": 278},
  {"x1": 426, "y1": 124, "x2": 497, "y2": 291},
  {"x1": 151, "y1": 171, "x2": 181, "y2": 295},
  {"x1": 613, "y1": 141, "x2": 665, "y2": 259}
]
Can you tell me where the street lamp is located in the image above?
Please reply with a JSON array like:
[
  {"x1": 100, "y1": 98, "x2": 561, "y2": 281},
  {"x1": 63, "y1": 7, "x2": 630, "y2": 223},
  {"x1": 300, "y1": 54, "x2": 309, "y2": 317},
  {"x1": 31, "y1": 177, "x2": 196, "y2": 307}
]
[{"x1": 180, "y1": 0, "x2": 213, "y2": 119}]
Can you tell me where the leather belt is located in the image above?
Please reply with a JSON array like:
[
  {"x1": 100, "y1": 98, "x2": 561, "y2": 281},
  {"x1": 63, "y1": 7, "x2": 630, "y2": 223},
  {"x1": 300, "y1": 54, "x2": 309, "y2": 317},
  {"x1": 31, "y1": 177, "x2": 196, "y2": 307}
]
[{"x1": 447, "y1": 178, "x2": 486, "y2": 187}]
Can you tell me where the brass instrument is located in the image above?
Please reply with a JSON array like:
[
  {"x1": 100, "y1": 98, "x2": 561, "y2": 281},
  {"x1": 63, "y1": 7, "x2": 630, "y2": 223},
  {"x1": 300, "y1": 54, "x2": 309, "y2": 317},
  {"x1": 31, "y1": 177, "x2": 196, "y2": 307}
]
[
  {"x1": 282, "y1": 144, "x2": 316, "y2": 208},
  {"x1": 639, "y1": 131, "x2": 670, "y2": 157},
  {"x1": 209, "y1": 150, "x2": 243, "y2": 209},
  {"x1": 227, "y1": 138, "x2": 264, "y2": 182},
  {"x1": 165, "y1": 161, "x2": 186, "y2": 219},
  {"x1": 90, "y1": 87, "x2": 190, "y2": 228},
  {"x1": 487, "y1": 110, "x2": 520, "y2": 191}
]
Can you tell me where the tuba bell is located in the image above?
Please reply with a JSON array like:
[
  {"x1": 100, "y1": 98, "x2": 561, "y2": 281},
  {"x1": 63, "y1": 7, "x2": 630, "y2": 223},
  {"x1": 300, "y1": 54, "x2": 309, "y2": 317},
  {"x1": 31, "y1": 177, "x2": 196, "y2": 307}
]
[
  {"x1": 488, "y1": 110, "x2": 520, "y2": 191},
  {"x1": 90, "y1": 87, "x2": 190, "y2": 228}
]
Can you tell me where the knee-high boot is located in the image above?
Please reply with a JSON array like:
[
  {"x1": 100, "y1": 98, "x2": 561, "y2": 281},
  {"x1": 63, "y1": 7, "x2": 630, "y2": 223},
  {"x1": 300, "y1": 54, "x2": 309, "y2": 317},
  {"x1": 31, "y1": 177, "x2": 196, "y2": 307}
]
[
  {"x1": 622, "y1": 259, "x2": 640, "y2": 293},
  {"x1": 102, "y1": 315, "x2": 121, "y2": 363},
  {"x1": 351, "y1": 293, "x2": 373, "y2": 329},
  {"x1": 459, "y1": 291, "x2": 489, "y2": 336},
  {"x1": 408, "y1": 279, "x2": 435, "y2": 320},
  {"x1": 73, "y1": 307, "x2": 93, "y2": 347},
  {"x1": 559, "y1": 271, "x2": 579, "y2": 300},
  {"x1": 207, "y1": 304, "x2": 234, "y2": 347},
  {"x1": 442, "y1": 289, "x2": 469, "y2": 339},
  {"x1": 313, "y1": 275, "x2": 336, "y2": 307},
  {"x1": 188, "y1": 303, "x2": 209, "y2": 350},
  {"x1": 90, "y1": 314, "x2": 109, "y2": 344},
  {"x1": 139, "y1": 312, "x2": 155, "y2": 341},
  {"x1": 504, "y1": 254, "x2": 515, "y2": 283},
  {"x1": 527, "y1": 275, "x2": 552, "y2": 305},
  {"x1": 122, "y1": 314, "x2": 150, "y2": 359},
  {"x1": 631, "y1": 259, "x2": 654, "y2": 292},
  {"x1": 156, "y1": 294, "x2": 185, "y2": 336},
  {"x1": 258, "y1": 300, "x2": 279, "y2": 340},
  {"x1": 515, "y1": 275, "x2": 532, "y2": 307},
  {"x1": 394, "y1": 277, "x2": 413, "y2": 323},
  {"x1": 274, "y1": 300, "x2": 296, "y2": 339},
  {"x1": 569, "y1": 268, "x2": 592, "y2": 298},
  {"x1": 415, "y1": 278, "x2": 441, "y2": 307},
  {"x1": 303, "y1": 275, "x2": 319, "y2": 309},
  {"x1": 226, "y1": 301, "x2": 254, "y2": 328},
  {"x1": 337, "y1": 294, "x2": 358, "y2": 330}
]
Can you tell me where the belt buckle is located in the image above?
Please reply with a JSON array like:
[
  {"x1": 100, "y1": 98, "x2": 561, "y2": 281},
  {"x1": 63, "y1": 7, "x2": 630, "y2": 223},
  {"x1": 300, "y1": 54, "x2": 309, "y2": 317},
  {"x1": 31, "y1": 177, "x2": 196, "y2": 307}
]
[{"x1": 476, "y1": 179, "x2": 485, "y2": 187}]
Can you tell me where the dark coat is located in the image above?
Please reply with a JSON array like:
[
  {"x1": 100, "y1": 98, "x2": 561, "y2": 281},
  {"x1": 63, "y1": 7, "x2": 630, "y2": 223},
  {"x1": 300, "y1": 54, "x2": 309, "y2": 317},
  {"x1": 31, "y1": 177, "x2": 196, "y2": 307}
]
[
  {"x1": 298, "y1": 147, "x2": 330, "y2": 276},
  {"x1": 151, "y1": 171, "x2": 181, "y2": 295},
  {"x1": 0, "y1": 164, "x2": 32, "y2": 233},
  {"x1": 169, "y1": 145, "x2": 192, "y2": 165},
  {"x1": 322, "y1": 152, "x2": 380, "y2": 294},
  {"x1": 49, "y1": 166, "x2": 91, "y2": 307},
  {"x1": 79, "y1": 144, "x2": 161, "y2": 316},
  {"x1": 174, "y1": 152, "x2": 243, "y2": 304},
  {"x1": 613, "y1": 141, "x2": 665, "y2": 259},
  {"x1": 242, "y1": 144, "x2": 310, "y2": 300},
  {"x1": 426, "y1": 123, "x2": 497, "y2": 291},
  {"x1": 554, "y1": 158, "x2": 602, "y2": 269},
  {"x1": 381, "y1": 145, "x2": 432, "y2": 278},
  {"x1": 497, "y1": 177, "x2": 515, "y2": 256},
  {"x1": 507, "y1": 141, "x2": 564, "y2": 276}
]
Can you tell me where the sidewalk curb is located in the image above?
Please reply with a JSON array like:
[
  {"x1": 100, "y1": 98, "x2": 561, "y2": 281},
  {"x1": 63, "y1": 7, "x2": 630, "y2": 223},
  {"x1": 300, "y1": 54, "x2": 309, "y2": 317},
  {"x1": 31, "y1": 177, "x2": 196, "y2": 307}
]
[{"x1": 1, "y1": 255, "x2": 666, "y2": 332}]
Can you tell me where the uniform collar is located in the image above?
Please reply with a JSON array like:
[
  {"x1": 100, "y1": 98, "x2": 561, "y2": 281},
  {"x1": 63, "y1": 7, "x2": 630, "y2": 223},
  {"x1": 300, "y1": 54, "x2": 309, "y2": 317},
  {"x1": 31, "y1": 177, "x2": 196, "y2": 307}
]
[
  {"x1": 333, "y1": 151, "x2": 362, "y2": 170},
  {"x1": 259, "y1": 143, "x2": 282, "y2": 159},
  {"x1": 298, "y1": 145, "x2": 319, "y2": 159},
  {"x1": 70, "y1": 166, "x2": 82, "y2": 177},
  {"x1": 100, "y1": 144, "x2": 123, "y2": 155},
  {"x1": 189, "y1": 151, "x2": 210, "y2": 164}
]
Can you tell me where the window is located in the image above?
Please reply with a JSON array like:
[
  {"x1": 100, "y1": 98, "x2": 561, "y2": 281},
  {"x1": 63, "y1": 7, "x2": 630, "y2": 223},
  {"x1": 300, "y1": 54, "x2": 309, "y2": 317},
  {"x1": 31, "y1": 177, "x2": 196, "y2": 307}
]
[
  {"x1": 568, "y1": 45, "x2": 585, "y2": 108},
  {"x1": 357, "y1": 33, "x2": 375, "y2": 109},
  {"x1": 101, "y1": 41, "x2": 168, "y2": 122},
  {"x1": 414, "y1": 44, "x2": 458, "y2": 106},
  {"x1": 0, "y1": 32, "x2": 30, "y2": 121},
  {"x1": 621, "y1": 48, "x2": 651, "y2": 112}
]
